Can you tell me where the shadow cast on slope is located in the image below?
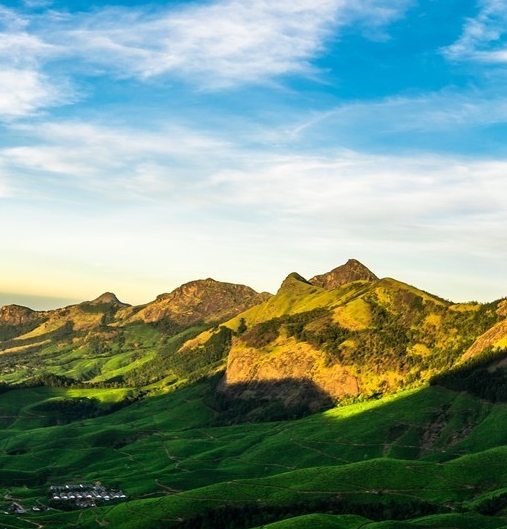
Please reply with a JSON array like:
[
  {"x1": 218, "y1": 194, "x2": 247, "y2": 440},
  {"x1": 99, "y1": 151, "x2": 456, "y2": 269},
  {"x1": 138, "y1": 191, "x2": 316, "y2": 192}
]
[{"x1": 205, "y1": 375, "x2": 334, "y2": 425}]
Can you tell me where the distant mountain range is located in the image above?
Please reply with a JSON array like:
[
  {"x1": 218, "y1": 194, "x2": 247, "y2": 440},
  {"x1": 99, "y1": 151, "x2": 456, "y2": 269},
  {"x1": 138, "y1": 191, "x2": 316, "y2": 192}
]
[{"x1": 1, "y1": 259, "x2": 506, "y2": 415}]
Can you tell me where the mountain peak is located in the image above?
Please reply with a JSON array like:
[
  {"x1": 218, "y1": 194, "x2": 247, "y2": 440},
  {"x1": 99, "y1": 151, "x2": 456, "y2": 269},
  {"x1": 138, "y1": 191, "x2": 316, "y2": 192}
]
[
  {"x1": 309, "y1": 259, "x2": 378, "y2": 290},
  {"x1": 89, "y1": 292, "x2": 129, "y2": 306},
  {"x1": 136, "y1": 278, "x2": 267, "y2": 326},
  {"x1": 0, "y1": 304, "x2": 37, "y2": 324},
  {"x1": 275, "y1": 272, "x2": 314, "y2": 297}
]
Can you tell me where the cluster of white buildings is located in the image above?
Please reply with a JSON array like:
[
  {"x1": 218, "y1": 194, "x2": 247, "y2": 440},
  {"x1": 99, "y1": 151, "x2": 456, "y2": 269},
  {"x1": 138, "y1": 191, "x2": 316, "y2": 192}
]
[{"x1": 49, "y1": 483, "x2": 126, "y2": 508}]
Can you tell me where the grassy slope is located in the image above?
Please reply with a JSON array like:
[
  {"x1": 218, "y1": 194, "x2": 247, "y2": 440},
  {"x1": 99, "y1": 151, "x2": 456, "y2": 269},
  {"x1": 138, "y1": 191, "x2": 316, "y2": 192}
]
[
  {"x1": 1, "y1": 382, "x2": 507, "y2": 528},
  {"x1": 1, "y1": 277, "x2": 507, "y2": 528}
]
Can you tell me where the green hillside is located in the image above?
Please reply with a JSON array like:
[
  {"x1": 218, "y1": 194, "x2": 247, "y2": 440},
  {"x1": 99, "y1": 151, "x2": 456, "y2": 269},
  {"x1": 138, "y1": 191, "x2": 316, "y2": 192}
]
[
  {"x1": 1, "y1": 260, "x2": 507, "y2": 528},
  {"x1": 2, "y1": 382, "x2": 507, "y2": 528}
]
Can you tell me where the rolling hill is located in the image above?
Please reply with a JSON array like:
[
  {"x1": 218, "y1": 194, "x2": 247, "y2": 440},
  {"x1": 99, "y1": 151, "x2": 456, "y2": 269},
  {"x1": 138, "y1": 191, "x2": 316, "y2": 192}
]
[{"x1": 1, "y1": 259, "x2": 507, "y2": 528}]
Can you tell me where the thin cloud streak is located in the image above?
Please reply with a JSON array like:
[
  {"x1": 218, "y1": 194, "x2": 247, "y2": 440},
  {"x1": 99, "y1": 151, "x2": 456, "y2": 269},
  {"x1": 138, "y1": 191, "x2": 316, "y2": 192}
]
[
  {"x1": 55, "y1": 0, "x2": 342, "y2": 87},
  {"x1": 2, "y1": 118, "x2": 505, "y2": 241},
  {"x1": 442, "y1": 0, "x2": 507, "y2": 63},
  {"x1": 285, "y1": 91, "x2": 507, "y2": 144},
  {"x1": 0, "y1": 0, "x2": 413, "y2": 112},
  {"x1": 58, "y1": 0, "x2": 411, "y2": 87}
]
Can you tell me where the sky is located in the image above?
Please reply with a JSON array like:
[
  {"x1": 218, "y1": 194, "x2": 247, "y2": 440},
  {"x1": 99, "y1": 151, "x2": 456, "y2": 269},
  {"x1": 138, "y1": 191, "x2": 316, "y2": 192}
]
[{"x1": 0, "y1": 0, "x2": 506, "y2": 310}]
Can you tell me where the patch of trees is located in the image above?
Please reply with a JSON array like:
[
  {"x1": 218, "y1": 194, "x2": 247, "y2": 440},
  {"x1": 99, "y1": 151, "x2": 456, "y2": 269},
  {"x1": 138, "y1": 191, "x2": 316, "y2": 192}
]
[
  {"x1": 123, "y1": 325, "x2": 233, "y2": 386},
  {"x1": 240, "y1": 308, "x2": 328, "y2": 349},
  {"x1": 287, "y1": 315, "x2": 351, "y2": 353},
  {"x1": 203, "y1": 375, "x2": 333, "y2": 425},
  {"x1": 25, "y1": 373, "x2": 79, "y2": 388},
  {"x1": 32, "y1": 397, "x2": 103, "y2": 425},
  {"x1": 475, "y1": 490, "x2": 507, "y2": 515},
  {"x1": 430, "y1": 349, "x2": 507, "y2": 402},
  {"x1": 170, "y1": 495, "x2": 447, "y2": 529},
  {"x1": 170, "y1": 326, "x2": 233, "y2": 378},
  {"x1": 30, "y1": 390, "x2": 146, "y2": 426},
  {"x1": 150, "y1": 317, "x2": 189, "y2": 337}
]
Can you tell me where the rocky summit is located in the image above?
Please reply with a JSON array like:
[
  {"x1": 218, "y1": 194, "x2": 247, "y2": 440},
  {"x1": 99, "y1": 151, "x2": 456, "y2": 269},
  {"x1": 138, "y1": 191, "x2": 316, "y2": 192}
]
[{"x1": 309, "y1": 258, "x2": 379, "y2": 289}]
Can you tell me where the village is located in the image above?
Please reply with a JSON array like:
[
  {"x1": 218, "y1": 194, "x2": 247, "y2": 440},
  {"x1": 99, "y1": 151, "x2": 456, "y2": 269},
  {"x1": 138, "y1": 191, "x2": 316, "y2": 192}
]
[
  {"x1": 48, "y1": 482, "x2": 127, "y2": 509},
  {"x1": 6, "y1": 482, "x2": 127, "y2": 514}
]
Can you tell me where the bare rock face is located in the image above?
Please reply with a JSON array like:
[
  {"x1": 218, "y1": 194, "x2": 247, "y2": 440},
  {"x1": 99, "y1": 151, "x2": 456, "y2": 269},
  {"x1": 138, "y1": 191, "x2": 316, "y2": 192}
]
[
  {"x1": 223, "y1": 337, "x2": 360, "y2": 405},
  {"x1": 0, "y1": 304, "x2": 38, "y2": 325},
  {"x1": 462, "y1": 318, "x2": 507, "y2": 361},
  {"x1": 309, "y1": 259, "x2": 378, "y2": 290}
]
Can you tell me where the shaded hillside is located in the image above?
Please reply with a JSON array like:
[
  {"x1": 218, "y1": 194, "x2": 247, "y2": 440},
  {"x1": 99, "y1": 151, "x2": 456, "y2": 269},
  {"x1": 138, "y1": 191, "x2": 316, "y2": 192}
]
[{"x1": 3, "y1": 379, "x2": 507, "y2": 529}]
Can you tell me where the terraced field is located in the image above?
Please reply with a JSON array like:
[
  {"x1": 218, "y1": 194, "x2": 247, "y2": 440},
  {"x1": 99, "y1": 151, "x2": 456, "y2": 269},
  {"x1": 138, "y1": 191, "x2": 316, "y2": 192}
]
[{"x1": 2, "y1": 381, "x2": 507, "y2": 528}]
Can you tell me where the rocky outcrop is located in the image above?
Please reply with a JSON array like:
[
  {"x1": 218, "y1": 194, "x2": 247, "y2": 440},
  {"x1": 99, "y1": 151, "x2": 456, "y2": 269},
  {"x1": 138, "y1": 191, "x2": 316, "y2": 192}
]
[
  {"x1": 309, "y1": 259, "x2": 378, "y2": 290},
  {"x1": 130, "y1": 278, "x2": 270, "y2": 326},
  {"x1": 223, "y1": 336, "x2": 360, "y2": 404},
  {"x1": 0, "y1": 304, "x2": 39, "y2": 325},
  {"x1": 89, "y1": 292, "x2": 130, "y2": 307}
]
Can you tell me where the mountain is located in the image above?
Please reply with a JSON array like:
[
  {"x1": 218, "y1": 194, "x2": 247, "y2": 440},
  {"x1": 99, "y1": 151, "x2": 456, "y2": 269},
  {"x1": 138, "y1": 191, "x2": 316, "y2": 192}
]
[
  {"x1": 1, "y1": 260, "x2": 507, "y2": 529},
  {"x1": 1, "y1": 259, "x2": 505, "y2": 397},
  {"x1": 218, "y1": 262, "x2": 506, "y2": 415},
  {"x1": 123, "y1": 277, "x2": 270, "y2": 326},
  {"x1": 0, "y1": 279, "x2": 268, "y2": 386},
  {"x1": 88, "y1": 292, "x2": 130, "y2": 307}
]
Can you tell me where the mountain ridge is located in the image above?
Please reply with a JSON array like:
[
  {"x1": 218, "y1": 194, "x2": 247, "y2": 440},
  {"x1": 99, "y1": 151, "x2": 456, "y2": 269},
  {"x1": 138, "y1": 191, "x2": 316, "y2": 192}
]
[{"x1": 0, "y1": 259, "x2": 506, "y2": 407}]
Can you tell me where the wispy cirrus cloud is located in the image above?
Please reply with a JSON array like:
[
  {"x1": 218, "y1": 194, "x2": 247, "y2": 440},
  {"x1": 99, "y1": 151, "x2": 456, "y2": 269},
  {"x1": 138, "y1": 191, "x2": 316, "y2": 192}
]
[
  {"x1": 284, "y1": 89, "x2": 507, "y2": 143},
  {"x1": 0, "y1": 120, "x2": 231, "y2": 200},
  {"x1": 0, "y1": 6, "x2": 73, "y2": 118},
  {"x1": 3, "y1": 119, "x2": 506, "y2": 237},
  {"x1": 58, "y1": 0, "x2": 411, "y2": 87},
  {"x1": 442, "y1": 0, "x2": 507, "y2": 63},
  {"x1": 2, "y1": 0, "x2": 412, "y2": 97},
  {"x1": 56, "y1": 0, "x2": 341, "y2": 87}
]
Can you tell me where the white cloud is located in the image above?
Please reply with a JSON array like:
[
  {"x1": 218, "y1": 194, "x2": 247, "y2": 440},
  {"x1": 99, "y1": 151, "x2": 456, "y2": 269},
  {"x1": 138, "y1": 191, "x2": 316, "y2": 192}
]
[
  {"x1": 0, "y1": 7, "x2": 73, "y2": 118},
  {"x1": 443, "y1": 0, "x2": 507, "y2": 62},
  {"x1": 0, "y1": 69, "x2": 67, "y2": 119},
  {"x1": 55, "y1": 0, "x2": 340, "y2": 87},
  {"x1": 0, "y1": 0, "x2": 412, "y2": 118},
  {"x1": 0, "y1": 120, "x2": 232, "y2": 200},
  {"x1": 39, "y1": 0, "x2": 411, "y2": 88},
  {"x1": 3, "y1": 118, "x2": 506, "y2": 242},
  {"x1": 206, "y1": 152, "x2": 507, "y2": 228}
]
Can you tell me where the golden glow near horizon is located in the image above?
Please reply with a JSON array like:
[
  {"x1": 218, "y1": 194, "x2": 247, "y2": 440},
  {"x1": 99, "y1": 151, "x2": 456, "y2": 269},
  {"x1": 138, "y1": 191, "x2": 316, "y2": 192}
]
[{"x1": 1, "y1": 1, "x2": 506, "y2": 308}]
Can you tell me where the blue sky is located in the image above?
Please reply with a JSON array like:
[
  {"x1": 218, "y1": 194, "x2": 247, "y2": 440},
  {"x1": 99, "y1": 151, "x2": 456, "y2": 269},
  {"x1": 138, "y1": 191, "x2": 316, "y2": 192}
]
[{"x1": 1, "y1": 0, "x2": 506, "y2": 309}]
